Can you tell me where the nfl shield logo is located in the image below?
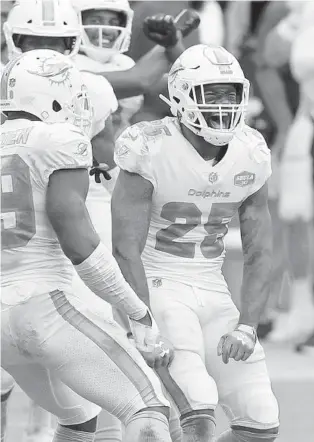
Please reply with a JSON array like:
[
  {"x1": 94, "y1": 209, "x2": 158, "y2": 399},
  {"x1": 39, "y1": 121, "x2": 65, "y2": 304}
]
[
  {"x1": 208, "y1": 172, "x2": 218, "y2": 184},
  {"x1": 152, "y1": 278, "x2": 162, "y2": 288}
]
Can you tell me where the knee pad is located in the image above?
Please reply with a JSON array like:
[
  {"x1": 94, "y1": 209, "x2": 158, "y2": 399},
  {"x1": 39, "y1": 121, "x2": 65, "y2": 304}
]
[
  {"x1": 180, "y1": 410, "x2": 216, "y2": 442},
  {"x1": 231, "y1": 425, "x2": 279, "y2": 442},
  {"x1": 125, "y1": 409, "x2": 171, "y2": 442}
]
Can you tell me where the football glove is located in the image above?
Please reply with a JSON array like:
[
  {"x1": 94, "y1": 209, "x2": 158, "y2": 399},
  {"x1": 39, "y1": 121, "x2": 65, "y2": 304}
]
[
  {"x1": 217, "y1": 324, "x2": 257, "y2": 364},
  {"x1": 143, "y1": 10, "x2": 200, "y2": 48},
  {"x1": 89, "y1": 161, "x2": 111, "y2": 183},
  {"x1": 129, "y1": 310, "x2": 174, "y2": 368}
]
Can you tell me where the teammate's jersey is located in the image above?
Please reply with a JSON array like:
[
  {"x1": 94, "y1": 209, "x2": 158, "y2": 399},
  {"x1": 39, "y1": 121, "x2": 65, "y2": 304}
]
[
  {"x1": 76, "y1": 53, "x2": 143, "y2": 134},
  {"x1": 80, "y1": 70, "x2": 118, "y2": 139},
  {"x1": 75, "y1": 52, "x2": 142, "y2": 249},
  {"x1": 1, "y1": 119, "x2": 92, "y2": 302},
  {"x1": 115, "y1": 117, "x2": 271, "y2": 290}
]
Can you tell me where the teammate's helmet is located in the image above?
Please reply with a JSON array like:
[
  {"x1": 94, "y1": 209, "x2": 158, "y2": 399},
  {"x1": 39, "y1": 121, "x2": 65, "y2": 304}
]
[
  {"x1": 164, "y1": 44, "x2": 250, "y2": 146},
  {"x1": 4, "y1": 0, "x2": 81, "y2": 60},
  {"x1": 72, "y1": 0, "x2": 133, "y2": 63},
  {"x1": 0, "y1": 49, "x2": 93, "y2": 135}
]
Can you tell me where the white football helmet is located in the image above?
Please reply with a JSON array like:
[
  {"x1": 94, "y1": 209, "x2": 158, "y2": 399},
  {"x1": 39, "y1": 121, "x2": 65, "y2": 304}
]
[
  {"x1": 72, "y1": 0, "x2": 133, "y2": 63},
  {"x1": 0, "y1": 49, "x2": 93, "y2": 135},
  {"x1": 162, "y1": 44, "x2": 250, "y2": 146},
  {"x1": 4, "y1": 0, "x2": 82, "y2": 60}
]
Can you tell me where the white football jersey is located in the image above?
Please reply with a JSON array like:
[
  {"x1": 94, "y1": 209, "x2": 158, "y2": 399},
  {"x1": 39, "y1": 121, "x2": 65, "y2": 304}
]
[
  {"x1": 76, "y1": 53, "x2": 118, "y2": 138},
  {"x1": 115, "y1": 117, "x2": 271, "y2": 290},
  {"x1": 76, "y1": 52, "x2": 142, "y2": 249},
  {"x1": 80, "y1": 70, "x2": 118, "y2": 139},
  {"x1": 76, "y1": 53, "x2": 143, "y2": 133},
  {"x1": 1, "y1": 119, "x2": 93, "y2": 302}
]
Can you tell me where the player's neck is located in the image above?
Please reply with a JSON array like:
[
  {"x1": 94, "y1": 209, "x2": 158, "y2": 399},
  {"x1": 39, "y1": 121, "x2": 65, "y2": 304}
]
[{"x1": 181, "y1": 124, "x2": 227, "y2": 163}]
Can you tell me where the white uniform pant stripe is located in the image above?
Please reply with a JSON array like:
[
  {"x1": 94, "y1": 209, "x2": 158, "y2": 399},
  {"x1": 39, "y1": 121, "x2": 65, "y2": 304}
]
[{"x1": 49, "y1": 289, "x2": 160, "y2": 407}]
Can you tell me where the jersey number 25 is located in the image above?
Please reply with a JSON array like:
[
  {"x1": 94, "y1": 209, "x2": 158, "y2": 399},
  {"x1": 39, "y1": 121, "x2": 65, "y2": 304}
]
[{"x1": 155, "y1": 201, "x2": 238, "y2": 259}]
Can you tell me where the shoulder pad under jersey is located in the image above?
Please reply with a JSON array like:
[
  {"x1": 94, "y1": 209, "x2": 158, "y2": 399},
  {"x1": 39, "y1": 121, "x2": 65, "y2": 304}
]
[
  {"x1": 241, "y1": 125, "x2": 272, "y2": 195},
  {"x1": 30, "y1": 123, "x2": 93, "y2": 186},
  {"x1": 114, "y1": 120, "x2": 169, "y2": 186}
]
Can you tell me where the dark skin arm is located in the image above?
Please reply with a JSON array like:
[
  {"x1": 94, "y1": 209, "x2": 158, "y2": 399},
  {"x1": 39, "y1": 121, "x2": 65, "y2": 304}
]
[
  {"x1": 86, "y1": 11, "x2": 198, "y2": 99},
  {"x1": 111, "y1": 170, "x2": 153, "y2": 309},
  {"x1": 91, "y1": 116, "x2": 116, "y2": 170},
  {"x1": 102, "y1": 46, "x2": 169, "y2": 99},
  {"x1": 46, "y1": 168, "x2": 99, "y2": 264},
  {"x1": 238, "y1": 183, "x2": 273, "y2": 327},
  {"x1": 46, "y1": 167, "x2": 152, "y2": 326},
  {"x1": 111, "y1": 171, "x2": 175, "y2": 368}
]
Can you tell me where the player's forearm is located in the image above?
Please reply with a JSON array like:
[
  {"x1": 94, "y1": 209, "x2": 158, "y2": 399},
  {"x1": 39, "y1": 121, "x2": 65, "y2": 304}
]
[
  {"x1": 106, "y1": 46, "x2": 169, "y2": 100},
  {"x1": 240, "y1": 249, "x2": 272, "y2": 327},
  {"x1": 113, "y1": 248, "x2": 151, "y2": 309},
  {"x1": 91, "y1": 129, "x2": 116, "y2": 170},
  {"x1": 165, "y1": 37, "x2": 186, "y2": 63},
  {"x1": 239, "y1": 231, "x2": 272, "y2": 327},
  {"x1": 75, "y1": 242, "x2": 148, "y2": 320}
]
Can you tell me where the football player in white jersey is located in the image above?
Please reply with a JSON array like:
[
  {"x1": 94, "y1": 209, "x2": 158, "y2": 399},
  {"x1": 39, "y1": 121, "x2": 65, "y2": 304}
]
[
  {"x1": 111, "y1": 45, "x2": 280, "y2": 442},
  {"x1": 2, "y1": 2, "x2": 118, "y2": 440},
  {"x1": 73, "y1": 0, "x2": 142, "y2": 136},
  {"x1": 1, "y1": 49, "x2": 174, "y2": 442},
  {"x1": 4, "y1": 0, "x2": 198, "y2": 251},
  {"x1": 2, "y1": 3, "x2": 198, "y2": 441}
]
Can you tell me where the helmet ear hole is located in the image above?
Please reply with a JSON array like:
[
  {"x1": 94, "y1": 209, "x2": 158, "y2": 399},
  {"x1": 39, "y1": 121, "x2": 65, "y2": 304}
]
[{"x1": 52, "y1": 100, "x2": 62, "y2": 112}]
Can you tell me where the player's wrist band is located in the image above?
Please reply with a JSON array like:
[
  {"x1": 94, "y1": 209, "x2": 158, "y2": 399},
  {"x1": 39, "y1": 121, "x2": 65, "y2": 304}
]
[
  {"x1": 74, "y1": 242, "x2": 147, "y2": 320},
  {"x1": 236, "y1": 324, "x2": 257, "y2": 342}
]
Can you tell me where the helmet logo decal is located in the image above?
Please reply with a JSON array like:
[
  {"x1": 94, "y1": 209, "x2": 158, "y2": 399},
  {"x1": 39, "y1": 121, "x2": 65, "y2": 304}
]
[
  {"x1": 203, "y1": 47, "x2": 234, "y2": 75},
  {"x1": 203, "y1": 46, "x2": 231, "y2": 65},
  {"x1": 27, "y1": 56, "x2": 72, "y2": 85}
]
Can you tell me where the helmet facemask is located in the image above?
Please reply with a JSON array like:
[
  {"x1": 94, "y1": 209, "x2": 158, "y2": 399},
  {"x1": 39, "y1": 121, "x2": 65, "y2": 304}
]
[
  {"x1": 80, "y1": 7, "x2": 133, "y2": 63},
  {"x1": 49, "y1": 85, "x2": 93, "y2": 136},
  {"x1": 169, "y1": 78, "x2": 250, "y2": 146},
  {"x1": 189, "y1": 82, "x2": 245, "y2": 127},
  {"x1": 69, "y1": 86, "x2": 94, "y2": 136},
  {"x1": 162, "y1": 44, "x2": 251, "y2": 146}
]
